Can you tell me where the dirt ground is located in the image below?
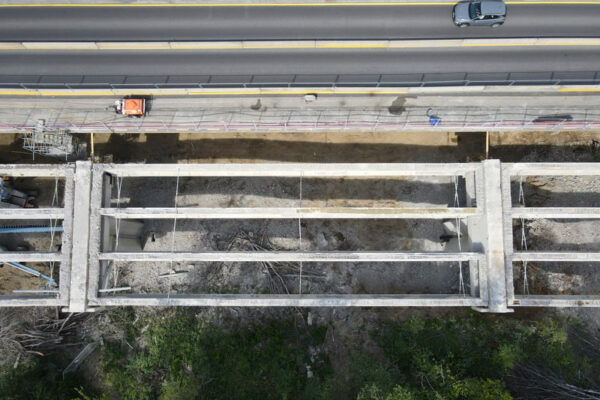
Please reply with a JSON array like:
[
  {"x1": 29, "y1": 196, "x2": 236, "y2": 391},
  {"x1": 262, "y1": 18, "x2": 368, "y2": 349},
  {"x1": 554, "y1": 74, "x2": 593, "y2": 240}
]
[
  {"x1": 0, "y1": 176, "x2": 65, "y2": 294},
  {"x1": 106, "y1": 166, "x2": 470, "y2": 297},
  {"x1": 511, "y1": 174, "x2": 600, "y2": 298},
  {"x1": 2, "y1": 129, "x2": 600, "y2": 163}
]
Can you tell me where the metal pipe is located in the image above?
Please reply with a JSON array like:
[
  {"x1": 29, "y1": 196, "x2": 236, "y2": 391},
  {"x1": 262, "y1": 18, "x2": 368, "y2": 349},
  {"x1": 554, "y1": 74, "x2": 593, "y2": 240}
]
[
  {"x1": 0, "y1": 226, "x2": 64, "y2": 234},
  {"x1": 5, "y1": 261, "x2": 57, "y2": 286}
]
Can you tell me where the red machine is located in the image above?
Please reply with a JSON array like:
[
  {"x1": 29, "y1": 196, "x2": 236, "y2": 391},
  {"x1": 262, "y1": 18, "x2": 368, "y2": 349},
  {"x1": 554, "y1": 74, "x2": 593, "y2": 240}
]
[{"x1": 115, "y1": 98, "x2": 145, "y2": 117}]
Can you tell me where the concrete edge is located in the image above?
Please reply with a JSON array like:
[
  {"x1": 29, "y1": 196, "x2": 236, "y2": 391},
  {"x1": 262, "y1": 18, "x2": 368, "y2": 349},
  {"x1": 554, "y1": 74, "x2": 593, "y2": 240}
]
[
  {"x1": 4, "y1": 38, "x2": 600, "y2": 51},
  {"x1": 0, "y1": 85, "x2": 598, "y2": 97}
]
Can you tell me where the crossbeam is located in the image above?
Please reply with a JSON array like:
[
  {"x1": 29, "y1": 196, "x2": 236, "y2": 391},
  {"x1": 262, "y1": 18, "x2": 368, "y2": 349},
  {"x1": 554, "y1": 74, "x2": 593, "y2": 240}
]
[
  {"x1": 100, "y1": 207, "x2": 478, "y2": 219},
  {"x1": 0, "y1": 296, "x2": 64, "y2": 307},
  {"x1": 511, "y1": 207, "x2": 600, "y2": 219},
  {"x1": 103, "y1": 163, "x2": 478, "y2": 178},
  {"x1": 0, "y1": 251, "x2": 62, "y2": 262},
  {"x1": 0, "y1": 208, "x2": 64, "y2": 220},
  {"x1": 91, "y1": 294, "x2": 486, "y2": 307},
  {"x1": 505, "y1": 163, "x2": 600, "y2": 176},
  {"x1": 513, "y1": 251, "x2": 600, "y2": 262},
  {"x1": 98, "y1": 251, "x2": 482, "y2": 263},
  {"x1": 0, "y1": 164, "x2": 70, "y2": 177},
  {"x1": 513, "y1": 295, "x2": 600, "y2": 307}
]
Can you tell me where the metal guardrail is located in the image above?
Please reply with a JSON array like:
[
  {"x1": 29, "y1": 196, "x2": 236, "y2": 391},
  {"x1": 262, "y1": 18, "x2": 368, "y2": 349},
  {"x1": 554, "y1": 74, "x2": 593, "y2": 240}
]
[{"x1": 1, "y1": 72, "x2": 600, "y2": 89}]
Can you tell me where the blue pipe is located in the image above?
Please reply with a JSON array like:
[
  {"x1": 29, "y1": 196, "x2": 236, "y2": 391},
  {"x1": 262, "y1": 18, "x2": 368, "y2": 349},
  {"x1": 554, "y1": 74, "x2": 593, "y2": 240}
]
[
  {"x1": 6, "y1": 261, "x2": 57, "y2": 286},
  {"x1": 0, "y1": 226, "x2": 64, "y2": 234}
]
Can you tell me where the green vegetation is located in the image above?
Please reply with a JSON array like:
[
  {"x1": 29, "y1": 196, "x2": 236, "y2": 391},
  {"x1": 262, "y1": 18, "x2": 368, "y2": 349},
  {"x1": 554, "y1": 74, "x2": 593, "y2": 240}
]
[
  {"x1": 1, "y1": 311, "x2": 599, "y2": 400},
  {"x1": 101, "y1": 312, "x2": 329, "y2": 400},
  {"x1": 0, "y1": 353, "x2": 93, "y2": 400}
]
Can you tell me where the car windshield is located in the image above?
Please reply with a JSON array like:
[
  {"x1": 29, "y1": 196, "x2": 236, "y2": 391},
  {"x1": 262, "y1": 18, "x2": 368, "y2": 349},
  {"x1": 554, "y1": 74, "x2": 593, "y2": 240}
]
[{"x1": 469, "y1": 2, "x2": 482, "y2": 19}]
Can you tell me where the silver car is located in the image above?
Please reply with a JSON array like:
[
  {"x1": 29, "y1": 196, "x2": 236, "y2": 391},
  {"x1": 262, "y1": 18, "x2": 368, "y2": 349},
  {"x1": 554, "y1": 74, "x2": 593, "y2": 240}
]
[{"x1": 453, "y1": 0, "x2": 506, "y2": 28}]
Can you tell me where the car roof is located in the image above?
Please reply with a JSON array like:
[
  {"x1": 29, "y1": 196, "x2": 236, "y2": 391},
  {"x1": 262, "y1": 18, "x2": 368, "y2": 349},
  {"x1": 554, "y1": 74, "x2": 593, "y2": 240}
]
[{"x1": 480, "y1": 0, "x2": 506, "y2": 15}]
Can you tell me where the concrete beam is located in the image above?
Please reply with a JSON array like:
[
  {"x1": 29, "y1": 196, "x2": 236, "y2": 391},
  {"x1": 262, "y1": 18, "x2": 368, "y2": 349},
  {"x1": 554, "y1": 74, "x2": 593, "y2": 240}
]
[
  {"x1": 85, "y1": 164, "x2": 107, "y2": 306},
  {"x1": 511, "y1": 207, "x2": 600, "y2": 219},
  {"x1": 513, "y1": 295, "x2": 600, "y2": 307},
  {"x1": 99, "y1": 251, "x2": 482, "y2": 263},
  {"x1": 481, "y1": 160, "x2": 511, "y2": 313},
  {"x1": 103, "y1": 163, "x2": 479, "y2": 178},
  {"x1": 0, "y1": 296, "x2": 65, "y2": 307},
  {"x1": 66, "y1": 161, "x2": 92, "y2": 313},
  {"x1": 0, "y1": 252, "x2": 61, "y2": 262},
  {"x1": 513, "y1": 252, "x2": 600, "y2": 262},
  {"x1": 100, "y1": 207, "x2": 478, "y2": 220},
  {"x1": 0, "y1": 208, "x2": 64, "y2": 220},
  {"x1": 59, "y1": 168, "x2": 75, "y2": 306},
  {"x1": 501, "y1": 166, "x2": 515, "y2": 305},
  {"x1": 505, "y1": 163, "x2": 600, "y2": 176},
  {"x1": 91, "y1": 294, "x2": 486, "y2": 308},
  {"x1": 0, "y1": 164, "x2": 70, "y2": 177}
]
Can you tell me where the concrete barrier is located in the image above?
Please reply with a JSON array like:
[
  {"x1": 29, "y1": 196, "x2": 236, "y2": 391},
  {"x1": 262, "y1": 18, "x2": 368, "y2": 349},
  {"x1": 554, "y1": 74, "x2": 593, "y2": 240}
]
[
  {"x1": 0, "y1": 42, "x2": 26, "y2": 49},
  {"x1": 4, "y1": 38, "x2": 600, "y2": 51},
  {"x1": 0, "y1": 85, "x2": 598, "y2": 97},
  {"x1": 22, "y1": 42, "x2": 98, "y2": 49},
  {"x1": 96, "y1": 41, "x2": 171, "y2": 49}
]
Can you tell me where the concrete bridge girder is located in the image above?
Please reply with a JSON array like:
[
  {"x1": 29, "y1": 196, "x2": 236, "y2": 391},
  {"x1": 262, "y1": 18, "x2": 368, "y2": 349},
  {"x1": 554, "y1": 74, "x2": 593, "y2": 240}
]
[{"x1": 0, "y1": 161, "x2": 599, "y2": 312}]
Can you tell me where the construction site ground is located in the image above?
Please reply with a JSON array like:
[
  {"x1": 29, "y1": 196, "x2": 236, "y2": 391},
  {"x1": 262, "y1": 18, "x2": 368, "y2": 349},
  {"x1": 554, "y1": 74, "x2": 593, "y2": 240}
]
[
  {"x1": 2, "y1": 129, "x2": 600, "y2": 163},
  {"x1": 2, "y1": 128, "x2": 600, "y2": 390}
]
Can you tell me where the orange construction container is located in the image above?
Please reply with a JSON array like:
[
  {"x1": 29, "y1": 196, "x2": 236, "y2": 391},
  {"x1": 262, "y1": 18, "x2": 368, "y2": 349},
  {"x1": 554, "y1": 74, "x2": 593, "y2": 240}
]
[{"x1": 122, "y1": 99, "x2": 145, "y2": 116}]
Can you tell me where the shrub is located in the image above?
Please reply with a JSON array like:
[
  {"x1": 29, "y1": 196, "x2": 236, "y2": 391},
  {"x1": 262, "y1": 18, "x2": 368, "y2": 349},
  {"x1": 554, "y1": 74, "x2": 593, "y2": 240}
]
[{"x1": 102, "y1": 312, "x2": 329, "y2": 400}]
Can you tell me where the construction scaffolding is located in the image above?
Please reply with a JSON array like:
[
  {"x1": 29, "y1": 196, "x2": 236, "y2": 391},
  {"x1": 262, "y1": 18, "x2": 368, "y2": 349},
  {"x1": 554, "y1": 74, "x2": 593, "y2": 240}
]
[
  {"x1": 0, "y1": 161, "x2": 599, "y2": 312},
  {"x1": 21, "y1": 120, "x2": 79, "y2": 160}
]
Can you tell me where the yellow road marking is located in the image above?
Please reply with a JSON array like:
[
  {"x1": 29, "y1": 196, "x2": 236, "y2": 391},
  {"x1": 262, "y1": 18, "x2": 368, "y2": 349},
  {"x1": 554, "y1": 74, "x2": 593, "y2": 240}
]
[
  {"x1": 557, "y1": 88, "x2": 600, "y2": 92},
  {"x1": 462, "y1": 42, "x2": 600, "y2": 47},
  {"x1": 40, "y1": 91, "x2": 117, "y2": 96},
  {"x1": 0, "y1": 91, "x2": 41, "y2": 96},
  {"x1": 2, "y1": 1, "x2": 600, "y2": 6},
  {"x1": 318, "y1": 44, "x2": 388, "y2": 48},
  {"x1": 89, "y1": 46, "x2": 186, "y2": 50},
  {"x1": 4, "y1": 41, "x2": 600, "y2": 51}
]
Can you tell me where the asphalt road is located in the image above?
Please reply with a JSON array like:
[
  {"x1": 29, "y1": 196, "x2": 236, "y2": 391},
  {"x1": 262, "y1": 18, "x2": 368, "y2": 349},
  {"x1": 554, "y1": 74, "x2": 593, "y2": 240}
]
[
  {"x1": 0, "y1": 47, "x2": 598, "y2": 87},
  {"x1": 0, "y1": 4, "x2": 599, "y2": 41}
]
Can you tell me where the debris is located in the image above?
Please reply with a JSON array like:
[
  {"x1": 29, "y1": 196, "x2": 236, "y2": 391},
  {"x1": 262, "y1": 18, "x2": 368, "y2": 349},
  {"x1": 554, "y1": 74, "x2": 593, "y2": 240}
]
[
  {"x1": 98, "y1": 287, "x2": 132, "y2": 293},
  {"x1": 0, "y1": 245, "x2": 57, "y2": 286},
  {"x1": 63, "y1": 341, "x2": 100, "y2": 377},
  {"x1": 0, "y1": 178, "x2": 36, "y2": 208},
  {"x1": 158, "y1": 271, "x2": 189, "y2": 279}
]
